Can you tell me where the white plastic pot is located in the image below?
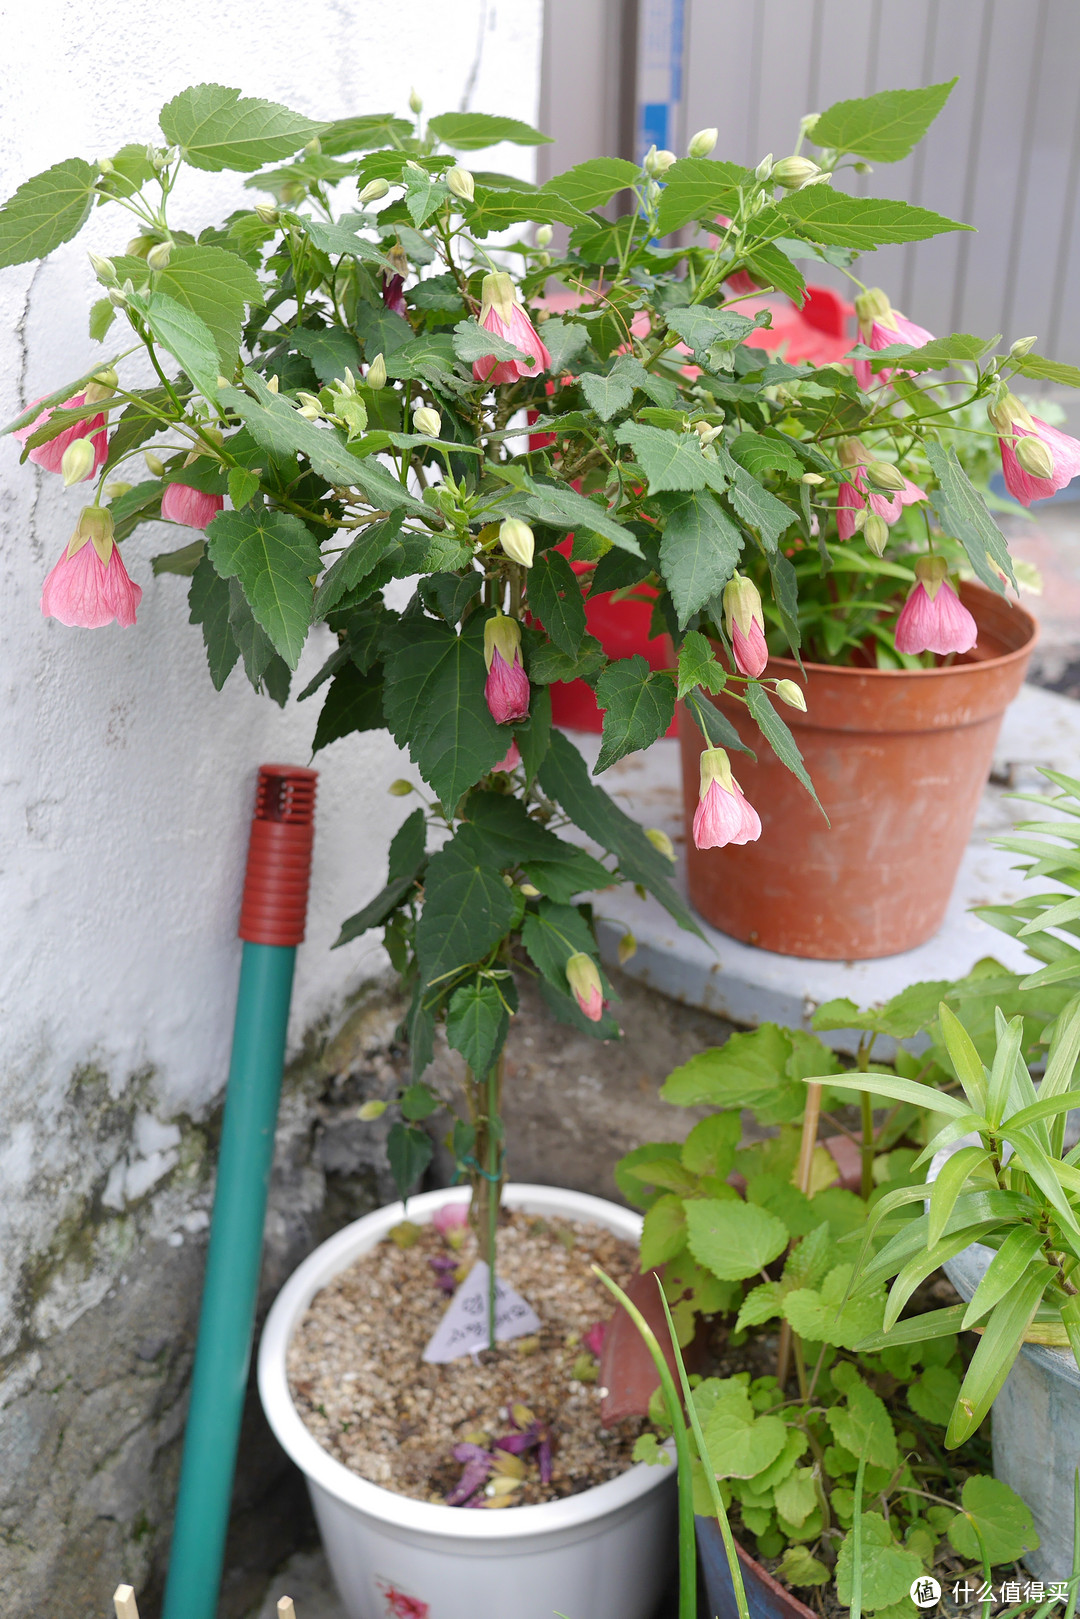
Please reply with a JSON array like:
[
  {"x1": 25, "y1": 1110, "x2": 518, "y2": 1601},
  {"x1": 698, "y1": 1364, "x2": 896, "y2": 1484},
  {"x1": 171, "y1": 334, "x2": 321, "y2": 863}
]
[{"x1": 258, "y1": 1183, "x2": 676, "y2": 1619}]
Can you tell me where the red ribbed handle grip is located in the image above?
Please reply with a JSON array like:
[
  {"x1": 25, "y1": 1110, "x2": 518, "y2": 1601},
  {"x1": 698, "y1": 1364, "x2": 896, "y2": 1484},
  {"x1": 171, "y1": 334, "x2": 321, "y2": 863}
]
[{"x1": 238, "y1": 765, "x2": 318, "y2": 946}]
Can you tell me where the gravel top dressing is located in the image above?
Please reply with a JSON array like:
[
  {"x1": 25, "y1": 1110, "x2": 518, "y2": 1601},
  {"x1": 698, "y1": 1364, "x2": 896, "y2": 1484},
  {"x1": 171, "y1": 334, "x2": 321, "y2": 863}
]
[{"x1": 287, "y1": 1210, "x2": 647, "y2": 1507}]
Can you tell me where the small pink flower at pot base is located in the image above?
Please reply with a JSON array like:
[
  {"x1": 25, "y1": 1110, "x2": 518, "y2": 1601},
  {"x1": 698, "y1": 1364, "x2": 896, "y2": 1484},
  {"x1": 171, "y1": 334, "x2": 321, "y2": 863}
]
[
  {"x1": 582, "y1": 1320, "x2": 608, "y2": 1358},
  {"x1": 431, "y1": 1202, "x2": 469, "y2": 1251},
  {"x1": 14, "y1": 391, "x2": 108, "y2": 477},
  {"x1": 894, "y1": 557, "x2": 977, "y2": 657},
  {"x1": 161, "y1": 482, "x2": 224, "y2": 530},
  {"x1": 989, "y1": 393, "x2": 1080, "y2": 506},
  {"x1": 483, "y1": 614, "x2": 530, "y2": 725},
  {"x1": 692, "y1": 748, "x2": 761, "y2": 850},
  {"x1": 472, "y1": 271, "x2": 551, "y2": 386},
  {"x1": 565, "y1": 952, "x2": 604, "y2": 1022},
  {"x1": 40, "y1": 507, "x2": 142, "y2": 629},
  {"x1": 850, "y1": 287, "x2": 933, "y2": 390}
]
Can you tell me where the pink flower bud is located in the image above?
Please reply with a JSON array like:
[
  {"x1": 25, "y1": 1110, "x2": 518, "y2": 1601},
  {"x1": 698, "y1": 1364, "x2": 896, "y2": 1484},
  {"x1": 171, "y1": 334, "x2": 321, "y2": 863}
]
[
  {"x1": 40, "y1": 507, "x2": 141, "y2": 629},
  {"x1": 491, "y1": 739, "x2": 521, "y2": 774},
  {"x1": 565, "y1": 952, "x2": 604, "y2": 1022},
  {"x1": 850, "y1": 288, "x2": 933, "y2": 390},
  {"x1": 692, "y1": 748, "x2": 761, "y2": 850},
  {"x1": 161, "y1": 482, "x2": 225, "y2": 530},
  {"x1": 722, "y1": 573, "x2": 768, "y2": 677},
  {"x1": 432, "y1": 1202, "x2": 469, "y2": 1237},
  {"x1": 894, "y1": 558, "x2": 977, "y2": 657},
  {"x1": 472, "y1": 272, "x2": 552, "y2": 387},
  {"x1": 582, "y1": 1320, "x2": 608, "y2": 1358},
  {"x1": 14, "y1": 391, "x2": 108, "y2": 478},
  {"x1": 483, "y1": 615, "x2": 530, "y2": 724},
  {"x1": 988, "y1": 393, "x2": 1080, "y2": 507}
]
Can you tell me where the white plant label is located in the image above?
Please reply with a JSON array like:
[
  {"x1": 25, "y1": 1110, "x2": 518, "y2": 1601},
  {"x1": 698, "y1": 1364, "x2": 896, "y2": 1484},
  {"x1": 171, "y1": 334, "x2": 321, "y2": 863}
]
[{"x1": 422, "y1": 1260, "x2": 541, "y2": 1363}]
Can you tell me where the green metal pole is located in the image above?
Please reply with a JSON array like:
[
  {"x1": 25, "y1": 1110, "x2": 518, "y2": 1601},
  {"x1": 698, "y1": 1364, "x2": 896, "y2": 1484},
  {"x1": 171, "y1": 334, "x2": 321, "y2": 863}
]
[{"x1": 162, "y1": 940, "x2": 297, "y2": 1619}]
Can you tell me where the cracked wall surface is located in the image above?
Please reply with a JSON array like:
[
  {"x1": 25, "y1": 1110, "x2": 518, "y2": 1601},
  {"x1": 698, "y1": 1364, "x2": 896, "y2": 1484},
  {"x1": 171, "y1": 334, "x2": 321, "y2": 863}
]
[{"x1": 0, "y1": 6, "x2": 544, "y2": 1614}]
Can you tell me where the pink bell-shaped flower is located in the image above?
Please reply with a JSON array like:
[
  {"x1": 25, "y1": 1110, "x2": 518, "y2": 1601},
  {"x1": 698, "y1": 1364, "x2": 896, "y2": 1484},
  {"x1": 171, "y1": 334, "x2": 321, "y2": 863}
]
[
  {"x1": 14, "y1": 390, "x2": 108, "y2": 477},
  {"x1": 894, "y1": 557, "x2": 977, "y2": 657},
  {"x1": 850, "y1": 288, "x2": 933, "y2": 391},
  {"x1": 989, "y1": 393, "x2": 1080, "y2": 507},
  {"x1": 692, "y1": 747, "x2": 761, "y2": 850},
  {"x1": 161, "y1": 482, "x2": 224, "y2": 530},
  {"x1": 836, "y1": 439, "x2": 926, "y2": 541},
  {"x1": 472, "y1": 272, "x2": 552, "y2": 386},
  {"x1": 382, "y1": 272, "x2": 408, "y2": 317},
  {"x1": 490, "y1": 738, "x2": 521, "y2": 774},
  {"x1": 565, "y1": 951, "x2": 604, "y2": 1022},
  {"x1": 483, "y1": 613, "x2": 530, "y2": 724},
  {"x1": 40, "y1": 506, "x2": 142, "y2": 629},
  {"x1": 722, "y1": 572, "x2": 768, "y2": 677}
]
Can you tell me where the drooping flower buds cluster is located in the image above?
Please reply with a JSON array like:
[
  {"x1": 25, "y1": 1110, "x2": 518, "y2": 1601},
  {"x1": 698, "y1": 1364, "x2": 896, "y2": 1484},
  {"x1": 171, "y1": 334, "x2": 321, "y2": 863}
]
[{"x1": 836, "y1": 438, "x2": 926, "y2": 552}]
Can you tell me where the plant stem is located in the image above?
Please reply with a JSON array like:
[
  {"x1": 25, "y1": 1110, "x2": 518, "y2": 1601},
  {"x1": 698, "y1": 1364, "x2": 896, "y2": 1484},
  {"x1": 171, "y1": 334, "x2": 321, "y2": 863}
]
[
  {"x1": 778, "y1": 1079, "x2": 824, "y2": 1387},
  {"x1": 856, "y1": 1037, "x2": 876, "y2": 1200},
  {"x1": 466, "y1": 1056, "x2": 505, "y2": 1347}
]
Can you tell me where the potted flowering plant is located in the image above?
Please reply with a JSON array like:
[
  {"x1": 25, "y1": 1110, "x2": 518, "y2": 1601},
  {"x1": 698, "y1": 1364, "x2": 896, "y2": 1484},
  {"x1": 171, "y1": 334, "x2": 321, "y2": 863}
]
[{"x1": 1, "y1": 75, "x2": 1074, "y2": 1611}]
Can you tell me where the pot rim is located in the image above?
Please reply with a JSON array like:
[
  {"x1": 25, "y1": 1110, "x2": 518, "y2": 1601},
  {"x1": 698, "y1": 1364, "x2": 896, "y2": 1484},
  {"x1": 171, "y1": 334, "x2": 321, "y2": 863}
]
[
  {"x1": 257, "y1": 1182, "x2": 672, "y2": 1542},
  {"x1": 731, "y1": 581, "x2": 1038, "y2": 684}
]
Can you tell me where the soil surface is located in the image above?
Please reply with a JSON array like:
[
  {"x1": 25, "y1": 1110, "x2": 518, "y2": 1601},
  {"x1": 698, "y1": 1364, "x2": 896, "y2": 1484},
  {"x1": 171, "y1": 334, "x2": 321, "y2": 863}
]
[{"x1": 288, "y1": 1210, "x2": 647, "y2": 1507}]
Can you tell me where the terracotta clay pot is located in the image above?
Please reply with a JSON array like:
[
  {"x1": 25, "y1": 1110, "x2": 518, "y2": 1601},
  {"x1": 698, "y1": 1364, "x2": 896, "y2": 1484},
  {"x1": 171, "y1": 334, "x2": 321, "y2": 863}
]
[{"x1": 679, "y1": 581, "x2": 1037, "y2": 960}]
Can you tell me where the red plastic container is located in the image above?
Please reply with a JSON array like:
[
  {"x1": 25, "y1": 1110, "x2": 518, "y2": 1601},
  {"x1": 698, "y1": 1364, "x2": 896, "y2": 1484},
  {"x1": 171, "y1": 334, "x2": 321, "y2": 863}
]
[{"x1": 238, "y1": 765, "x2": 318, "y2": 946}]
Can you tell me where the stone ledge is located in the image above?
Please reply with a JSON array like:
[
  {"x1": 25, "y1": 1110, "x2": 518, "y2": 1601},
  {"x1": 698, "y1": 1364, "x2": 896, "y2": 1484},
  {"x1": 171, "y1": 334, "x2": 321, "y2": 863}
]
[{"x1": 570, "y1": 683, "x2": 1080, "y2": 1050}]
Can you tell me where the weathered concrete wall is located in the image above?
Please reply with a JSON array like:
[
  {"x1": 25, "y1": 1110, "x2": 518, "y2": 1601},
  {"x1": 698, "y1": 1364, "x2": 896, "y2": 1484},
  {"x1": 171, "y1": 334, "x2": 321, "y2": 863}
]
[{"x1": 0, "y1": 5, "x2": 544, "y2": 1613}]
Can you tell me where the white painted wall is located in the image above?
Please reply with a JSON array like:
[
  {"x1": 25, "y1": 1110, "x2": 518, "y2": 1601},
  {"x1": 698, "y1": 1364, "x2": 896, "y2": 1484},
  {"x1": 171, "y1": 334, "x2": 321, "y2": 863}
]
[{"x1": 0, "y1": 1, "x2": 543, "y2": 1325}]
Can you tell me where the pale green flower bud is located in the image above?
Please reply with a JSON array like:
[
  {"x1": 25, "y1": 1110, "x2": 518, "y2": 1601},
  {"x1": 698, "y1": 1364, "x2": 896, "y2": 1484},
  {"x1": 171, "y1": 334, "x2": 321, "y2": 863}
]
[
  {"x1": 617, "y1": 931, "x2": 637, "y2": 964},
  {"x1": 446, "y1": 166, "x2": 475, "y2": 203},
  {"x1": 126, "y1": 235, "x2": 154, "y2": 259},
  {"x1": 645, "y1": 827, "x2": 676, "y2": 862},
  {"x1": 687, "y1": 127, "x2": 718, "y2": 159},
  {"x1": 388, "y1": 779, "x2": 414, "y2": 796},
  {"x1": 643, "y1": 145, "x2": 676, "y2": 177},
  {"x1": 499, "y1": 518, "x2": 535, "y2": 568},
  {"x1": 358, "y1": 1100, "x2": 387, "y2": 1121},
  {"x1": 413, "y1": 405, "x2": 441, "y2": 438},
  {"x1": 88, "y1": 251, "x2": 117, "y2": 285},
  {"x1": 254, "y1": 202, "x2": 279, "y2": 225},
  {"x1": 359, "y1": 176, "x2": 390, "y2": 204},
  {"x1": 104, "y1": 481, "x2": 132, "y2": 500},
  {"x1": 864, "y1": 512, "x2": 889, "y2": 556},
  {"x1": 303, "y1": 136, "x2": 322, "y2": 156},
  {"x1": 518, "y1": 882, "x2": 541, "y2": 898},
  {"x1": 97, "y1": 157, "x2": 115, "y2": 175},
  {"x1": 853, "y1": 162, "x2": 872, "y2": 175},
  {"x1": 297, "y1": 402, "x2": 321, "y2": 420},
  {"x1": 1010, "y1": 335, "x2": 1038, "y2": 359},
  {"x1": 801, "y1": 471, "x2": 825, "y2": 485},
  {"x1": 774, "y1": 679, "x2": 807, "y2": 712},
  {"x1": 863, "y1": 460, "x2": 907, "y2": 493},
  {"x1": 366, "y1": 353, "x2": 387, "y2": 390},
  {"x1": 409, "y1": 88, "x2": 423, "y2": 114},
  {"x1": 755, "y1": 153, "x2": 774, "y2": 182},
  {"x1": 147, "y1": 240, "x2": 172, "y2": 271},
  {"x1": 535, "y1": 224, "x2": 553, "y2": 248},
  {"x1": 144, "y1": 450, "x2": 167, "y2": 477},
  {"x1": 771, "y1": 155, "x2": 822, "y2": 189},
  {"x1": 1015, "y1": 434, "x2": 1055, "y2": 481},
  {"x1": 61, "y1": 438, "x2": 96, "y2": 486},
  {"x1": 799, "y1": 113, "x2": 820, "y2": 139}
]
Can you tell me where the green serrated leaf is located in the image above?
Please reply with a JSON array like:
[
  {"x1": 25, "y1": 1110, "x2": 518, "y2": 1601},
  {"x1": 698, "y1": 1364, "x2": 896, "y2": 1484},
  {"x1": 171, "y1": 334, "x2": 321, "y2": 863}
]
[
  {"x1": 386, "y1": 1121, "x2": 433, "y2": 1203},
  {"x1": 312, "y1": 662, "x2": 384, "y2": 752},
  {"x1": 0, "y1": 156, "x2": 96, "y2": 269},
  {"x1": 450, "y1": 315, "x2": 531, "y2": 369},
  {"x1": 729, "y1": 432, "x2": 804, "y2": 481},
  {"x1": 541, "y1": 157, "x2": 640, "y2": 212},
  {"x1": 745, "y1": 682, "x2": 823, "y2": 813},
  {"x1": 541, "y1": 317, "x2": 590, "y2": 375},
  {"x1": 320, "y1": 113, "x2": 414, "y2": 155},
  {"x1": 205, "y1": 506, "x2": 321, "y2": 668},
  {"x1": 152, "y1": 539, "x2": 205, "y2": 577},
  {"x1": 655, "y1": 488, "x2": 742, "y2": 628},
  {"x1": 404, "y1": 171, "x2": 452, "y2": 228},
  {"x1": 415, "y1": 824, "x2": 516, "y2": 990},
  {"x1": 812, "y1": 80, "x2": 957, "y2": 163},
  {"x1": 89, "y1": 297, "x2": 116, "y2": 343},
  {"x1": 154, "y1": 242, "x2": 263, "y2": 368},
  {"x1": 446, "y1": 977, "x2": 508, "y2": 1076},
  {"x1": 188, "y1": 558, "x2": 240, "y2": 689},
  {"x1": 594, "y1": 655, "x2": 676, "y2": 772},
  {"x1": 382, "y1": 615, "x2": 507, "y2": 807},
  {"x1": 778, "y1": 188, "x2": 971, "y2": 249},
  {"x1": 685, "y1": 1197, "x2": 788, "y2": 1281},
  {"x1": 130, "y1": 290, "x2": 221, "y2": 402},
  {"x1": 925, "y1": 441, "x2": 1016, "y2": 593},
  {"x1": 616, "y1": 422, "x2": 719, "y2": 493},
  {"x1": 428, "y1": 112, "x2": 552, "y2": 150},
  {"x1": 640, "y1": 1194, "x2": 688, "y2": 1269},
  {"x1": 292, "y1": 214, "x2": 393, "y2": 269},
  {"x1": 1012, "y1": 351, "x2": 1080, "y2": 389},
  {"x1": 520, "y1": 896, "x2": 599, "y2": 991},
  {"x1": 527, "y1": 548, "x2": 587, "y2": 658},
  {"x1": 159, "y1": 83, "x2": 325, "y2": 173},
  {"x1": 653, "y1": 158, "x2": 755, "y2": 236},
  {"x1": 518, "y1": 477, "x2": 642, "y2": 556},
  {"x1": 677, "y1": 630, "x2": 727, "y2": 699}
]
